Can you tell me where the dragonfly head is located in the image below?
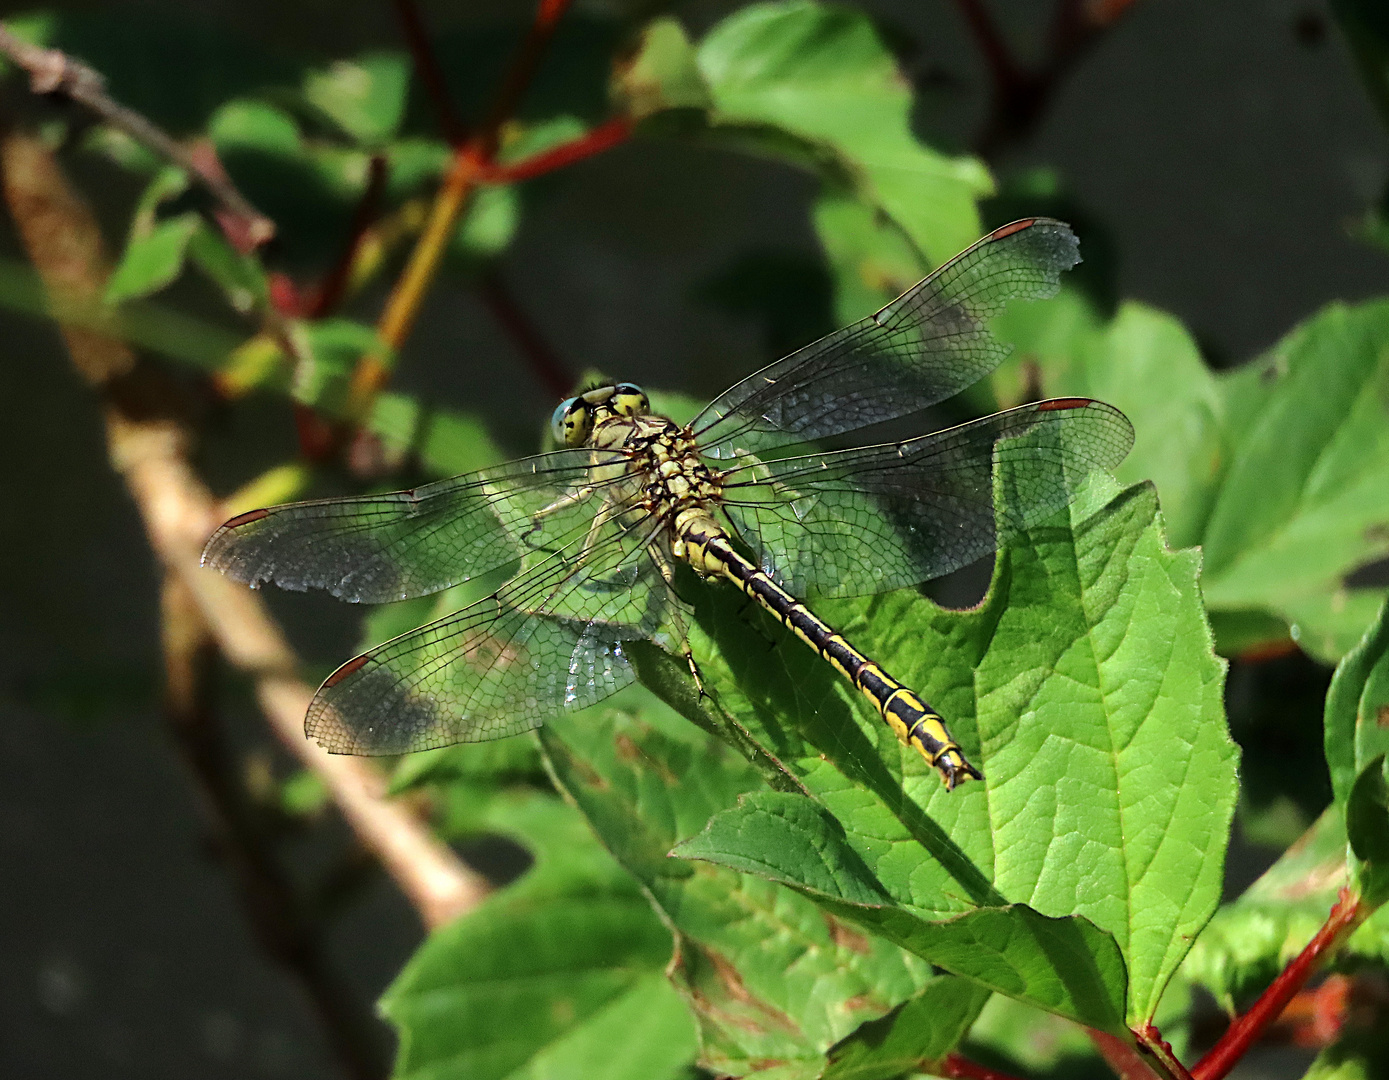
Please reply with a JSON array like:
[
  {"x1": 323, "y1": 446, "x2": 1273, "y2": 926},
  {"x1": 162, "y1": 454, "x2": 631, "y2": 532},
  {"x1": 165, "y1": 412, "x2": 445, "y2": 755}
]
[{"x1": 551, "y1": 383, "x2": 650, "y2": 446}]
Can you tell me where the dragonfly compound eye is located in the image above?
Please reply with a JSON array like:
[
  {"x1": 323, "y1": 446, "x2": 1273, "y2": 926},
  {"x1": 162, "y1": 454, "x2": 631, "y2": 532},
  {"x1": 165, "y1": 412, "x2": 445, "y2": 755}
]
[
  {"x1": 551, "y1": 397, "x2": 591, "y2": 446},
  {"x1": 610, "y1": 384, "x2": 649, "y2": 418}
]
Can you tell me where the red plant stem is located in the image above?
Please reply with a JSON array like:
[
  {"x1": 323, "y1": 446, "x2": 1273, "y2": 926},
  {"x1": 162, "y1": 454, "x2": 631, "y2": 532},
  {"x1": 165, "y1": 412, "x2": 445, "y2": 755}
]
[
  {"x1": 940, "y1": 1053, "x2": 1026, "y2": 1080},
  {"x1": 1131, "y1": 1024, "x2": 1194, "y2": 1080},
  {"x1": 480, "y1": 115, "x2": 634, "y2": 184},
  {"x1": 477, "y1": 270, "x2": 570, "y2": 399},
  {"x1": 1193, "y1": 888, "x2": 1365, "y2": 1080},
  {"x1": 390, "y1": 0, "x2": 466, "y2": 145},
  {"x1": 309, "y1": 154, "x2": 389, "y2": 319}
]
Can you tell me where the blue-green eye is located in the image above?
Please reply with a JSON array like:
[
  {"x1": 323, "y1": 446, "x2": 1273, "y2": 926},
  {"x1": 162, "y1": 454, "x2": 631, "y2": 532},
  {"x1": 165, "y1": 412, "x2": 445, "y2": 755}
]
[
  {"x1": 551, "y1": 397, "x2": 590, "y2": 446},
  {"x1": 611, "y1": 383, "x2": 649, "y2": 418}
]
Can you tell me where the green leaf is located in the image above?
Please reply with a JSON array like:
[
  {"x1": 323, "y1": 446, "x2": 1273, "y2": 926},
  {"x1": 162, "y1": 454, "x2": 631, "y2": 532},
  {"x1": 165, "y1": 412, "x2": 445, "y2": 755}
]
[
  {"x1": 992, "y1": 292, "x2": 1225, "y2": 551},
  {"x1": 672, "y1": 795, "x2": 1128, "y2": 1034},
  {"x1": 540, "y1": 707, "x2": 940, "y2": 1076},
  {"x1": 289, "y1": 318, "x2": 388, "y2": 412},
  {"x1": 661, "y1": 476, "x2": 1234, "y2": 1030},
  {"x1": 210, "y1": 99, "x2": 304, "y2": 157},
  {"x1": 369, "y1": 392, "x2": 504, "y2": 477},
  {"x1": 812, "y1": 189, "x2": 925, "y2": 324},
  {"x1": 822, "y1": 976, "x2": 990, "y2": 1080},
  {"x1": 1346, "y1": 755, "x2": 1389, "y2": 906},
  {"x1": 453, "y1": 185, "x2": 520, "y2": 262},
  {"x1": 1181, "y1": 805, "x2": 1389, "y2": 1010},
  {"x1": 1198, "y1": 301, "x2": 1389, "y2": 646},
  {"x1": 963, "y1": 993, "x2": 1100, "y2": 1074},
  {"x1": 612, "y1": 17, "x2": 712, "y2": 119},
  {"x1": 697, "y1": 0, "x2": 991, "y2": 264},
  {"x1": 673, "y1": 791, "x2": 892, "y2": 905},
  {"x1": 105, "y1": 212, "x2": 201, "y2": 304},
  {"x1": 186, "y1": 222, "x2": 268, "y2": 313},
  {"x1": 1324, "y1": 596, "x2": 1389, "y2": 807},
  {"x1": 303, "y1": 52, "x2": 410, "y2": 146},
  {"x1": 382, "y1": 792, "x2": 698, "y2": 1080}
]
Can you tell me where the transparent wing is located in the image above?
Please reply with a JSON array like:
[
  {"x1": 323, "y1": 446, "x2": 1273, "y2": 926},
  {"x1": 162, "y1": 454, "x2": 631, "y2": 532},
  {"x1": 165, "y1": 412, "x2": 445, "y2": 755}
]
[
  {"x1": 692, "y1": 218, "x2": 1080, "y2": 459},
  {"x1": 717, "y1": 399, "x2": 1134, "y2": 599},
  {"x1": 303, "y1": 512, "x2": 683, "y2": 755},
  {"x1": 201, "y1": 447, "x2": 627, "y2": 603}
]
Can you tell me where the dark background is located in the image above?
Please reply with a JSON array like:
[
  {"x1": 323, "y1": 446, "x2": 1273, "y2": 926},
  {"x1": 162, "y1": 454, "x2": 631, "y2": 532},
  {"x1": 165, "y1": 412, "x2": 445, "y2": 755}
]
[{"x1": 0, "y1": 0, "x2": 1384, "y2": 1076}]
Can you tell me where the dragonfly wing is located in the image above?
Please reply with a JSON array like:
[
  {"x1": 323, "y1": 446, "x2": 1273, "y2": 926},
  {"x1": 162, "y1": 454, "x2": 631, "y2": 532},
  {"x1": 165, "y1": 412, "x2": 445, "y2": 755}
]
[
  {"x1": 304, "y1": 514, "x2": 681, "y2": 754},
  {"x1": 693, "y1": 219, "x2": 1079, "y2": 459},
  {"x1": 202, "y1": 447, "x2": 620, "y2": 603},
  {"x1": 717, "y1": 399, "x2": 1134, "y2": 599}
]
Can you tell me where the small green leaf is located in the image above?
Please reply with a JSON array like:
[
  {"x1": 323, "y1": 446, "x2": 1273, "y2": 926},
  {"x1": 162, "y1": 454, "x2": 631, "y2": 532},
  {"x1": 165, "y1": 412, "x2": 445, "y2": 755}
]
[
  {"x1": 186, "y1": 222, "x2": 268, "y2": 313},
  {"x1": 210, "y1": 99, "x2": 303, "y2": 157},
  {"x1": 612, "y1": 17, "x2": 712, "y2": 118},
  {"x1": 453, "y1": 185, "x2": 520, "y2": 261},
  {"x1": 822, "y1": 976, "x2": 990, "y2": 1080},
  {"x1": 1182, "y1": 805, "x2": 1389, "y2": 1010},
  {"x1": 105, "y1": 212, "x2": 201, "y2": 303},
  {"x1": 303, "y1": 52, "x2": 410, "y2": 145},
  {"x1": 290, "y1": 318, "x2": 388, "y2": 412}
]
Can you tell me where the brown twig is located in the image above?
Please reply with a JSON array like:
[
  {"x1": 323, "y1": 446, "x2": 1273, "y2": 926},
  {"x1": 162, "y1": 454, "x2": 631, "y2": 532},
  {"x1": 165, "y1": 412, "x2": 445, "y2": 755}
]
[
  {"x1": 0, "y1": 127, "x2": 487, "y2": 931},
  {"x1": 0, "y1": 22, "x2": 274, "y2": 250},
  {"x1": 344, "y1": 0, "x2": 576, "y2": 421},
  {"x1": 477, "y1": 269, "x2": 571, "y2": 399},
  {"x1": 390, "y1": 0, "x2": 466, "y2": 146},
  {"x1": 1192, "y1": 888, "x2": 1366, "y2": 1080},
  {"x1": 161, "y1": 575, "x2": 388, "y2": 1080}
]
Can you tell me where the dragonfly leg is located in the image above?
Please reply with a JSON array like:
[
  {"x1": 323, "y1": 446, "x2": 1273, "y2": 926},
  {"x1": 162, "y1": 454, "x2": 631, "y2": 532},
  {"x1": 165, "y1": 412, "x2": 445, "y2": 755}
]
[{"x1": 525, "y1": 485, "x2": 596, "y2": 545}]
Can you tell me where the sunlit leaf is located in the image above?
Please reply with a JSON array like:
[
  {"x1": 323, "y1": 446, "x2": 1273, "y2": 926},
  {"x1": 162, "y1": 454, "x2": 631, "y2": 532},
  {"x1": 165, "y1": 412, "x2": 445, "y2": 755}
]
[
  {"x1": 303, "y1": 52, "x2": 410, "y2": 146},
  {"x1": 612, "y1": 17, "x2": 711, "y2": 118},
  {"x1": 697, "y1": 0, "x2": 991, "y2": 263},
  {"x1": 105, "y1": 212, "x2": 200, "y2": 304}
]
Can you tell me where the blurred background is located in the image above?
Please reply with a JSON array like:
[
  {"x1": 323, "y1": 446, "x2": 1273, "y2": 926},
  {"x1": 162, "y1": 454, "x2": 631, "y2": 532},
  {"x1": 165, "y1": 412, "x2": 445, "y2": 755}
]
[{"x1": 0, "y1": 0, "x2": 1385, "y2": 1077}]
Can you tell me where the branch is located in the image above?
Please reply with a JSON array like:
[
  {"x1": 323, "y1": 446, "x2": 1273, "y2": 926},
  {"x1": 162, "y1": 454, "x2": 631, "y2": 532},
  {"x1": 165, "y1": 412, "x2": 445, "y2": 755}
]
[
  {"x1": 479, "y1": 115, "x2": 634, "y2": 185},
  {"x1": 1192, "y1": 888, "x2": 1366, "y2": 1080},
  {"x1": 0, "y1": 126, "x2": 487, "y2": 932},
  {"x1": 0, "y1": 22, "x2": 274, "y2": 250},
  {"x1": 345, "y1": 0, "x2": 576, "y2": 421},
  {"x1": 160, "y1": 575, "x2": 388, "y2": 1080}
]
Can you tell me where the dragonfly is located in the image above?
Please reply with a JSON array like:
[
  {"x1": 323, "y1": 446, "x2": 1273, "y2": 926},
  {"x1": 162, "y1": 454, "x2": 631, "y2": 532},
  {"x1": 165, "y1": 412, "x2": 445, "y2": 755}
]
[{"x1": 203, "y1": 218, "x2": 1133, "y2": 790}]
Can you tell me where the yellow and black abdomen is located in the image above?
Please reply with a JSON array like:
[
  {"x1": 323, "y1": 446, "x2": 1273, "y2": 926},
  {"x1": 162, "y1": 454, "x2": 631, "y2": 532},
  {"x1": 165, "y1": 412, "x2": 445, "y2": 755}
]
[{"x1": 676, "y1": 511, "x2": 981, "y2": 790}]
